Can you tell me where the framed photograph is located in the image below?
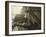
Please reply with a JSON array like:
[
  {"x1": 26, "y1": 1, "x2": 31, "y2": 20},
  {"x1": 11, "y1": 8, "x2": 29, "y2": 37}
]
[{"x1": 5, "y1": 1, "x2": 45, "y2": 36}]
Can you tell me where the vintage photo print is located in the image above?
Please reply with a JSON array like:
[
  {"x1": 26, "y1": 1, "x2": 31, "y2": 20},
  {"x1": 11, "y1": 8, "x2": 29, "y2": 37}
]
[
  {"x1": 12, "y1": 6, "x2": 41, "y2": 31},
  {"x1": 5, "y1": 1, "x2": 45, "y2": 36}
]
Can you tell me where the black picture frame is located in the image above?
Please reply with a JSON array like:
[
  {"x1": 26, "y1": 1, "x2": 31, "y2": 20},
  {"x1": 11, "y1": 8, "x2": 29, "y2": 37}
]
[{"x1": 5, "y1": 1, "x2": 45, "y2": 36}]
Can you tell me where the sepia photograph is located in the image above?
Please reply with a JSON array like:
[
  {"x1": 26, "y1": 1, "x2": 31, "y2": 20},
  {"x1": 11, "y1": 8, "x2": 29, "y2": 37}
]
[
  {"x1": 12, "y1": 6, "x2": 41, "y2": 31},
  {"x1": 5, "y1": 1, "x2": 45, "y2": 36}
]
